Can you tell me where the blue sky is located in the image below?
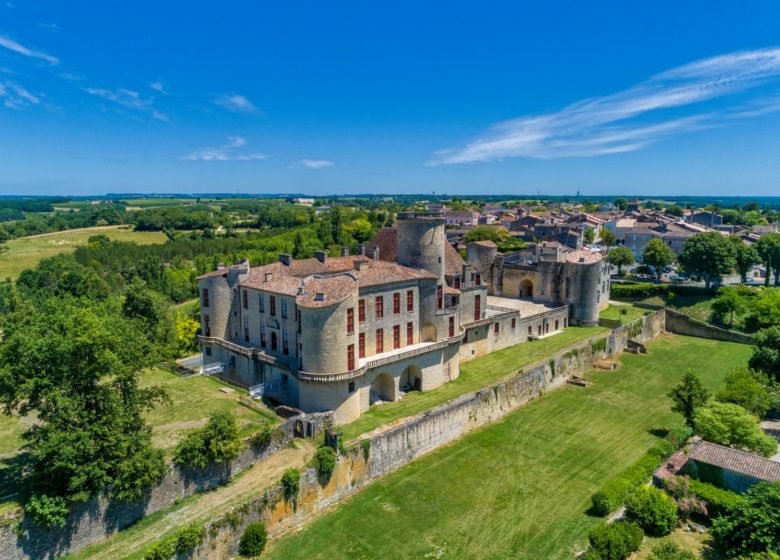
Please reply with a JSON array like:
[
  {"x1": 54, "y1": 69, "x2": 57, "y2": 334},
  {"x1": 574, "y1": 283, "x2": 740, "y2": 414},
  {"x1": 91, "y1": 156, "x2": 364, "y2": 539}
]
[{"x1": 2, "y1": 1, "x2": 780, "y2": 197}]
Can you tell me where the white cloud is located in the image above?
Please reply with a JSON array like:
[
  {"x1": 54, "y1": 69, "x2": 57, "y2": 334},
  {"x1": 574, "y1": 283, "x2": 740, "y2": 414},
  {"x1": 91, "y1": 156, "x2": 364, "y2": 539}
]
[
  {"x1": 296, "y1": 159, "x2": 335, "y2": 169},
  {"x1": 82, "y1": 86, "x2": 168, "y2": 121},
  {"x1": 213, "y1": 94, "x2": 257, "y2": 112},
  {"x1": 0, "y1": 80, "x2": 40, "y2": 109},
  {"x1": 182, "y1": 136, "x2": 267, "y2": 161},
  {"x1": 430, "y1": 46, "x2": 780, "y2": 165},
  {"x1": 149, "y1": 81, "x2": 167, "y2": 94},
  {"x1": 0, "y1": 35, "x2": 59, "y2": 65}
]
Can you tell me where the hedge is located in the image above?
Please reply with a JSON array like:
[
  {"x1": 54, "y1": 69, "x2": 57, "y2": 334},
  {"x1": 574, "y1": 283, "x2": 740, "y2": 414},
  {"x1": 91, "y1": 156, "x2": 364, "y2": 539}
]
[
  {"x1": 591, "y1": 439, "x2": 676, "y2": 516},
  {"x1": 687, "y1": 479, "x2": 745, "y2": 518},
  {"x1": 611, "y1": 282, "x2": 716, "y2": 300}
]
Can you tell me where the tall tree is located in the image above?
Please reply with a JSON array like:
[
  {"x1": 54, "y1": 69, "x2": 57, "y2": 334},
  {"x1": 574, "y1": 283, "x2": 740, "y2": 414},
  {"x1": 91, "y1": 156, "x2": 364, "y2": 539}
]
[
  {"x1": 678, "y1": 232, "x2": 736, "y2": 288},
  {"x1": 642, "y1": 238, "x2": 676, "y2": 280},
  {"x1": 668, "y1": 371, "x2": 710, "y2": 428},
  {"x1": 749, "y1": 326, "x2": 780, "y2": 382},
  {"x1": 607, "y1": 246, "x2": 635, "y2": 275},
  {"x1": 757, "y1": 233, "x2": 780, "y2": 286},
  {"x1": 583, "y1": 228, "x2": 596, "y2": 244},
  {"x1": 695, "y1": 402, "x2": 777, "y2": 457},
  {"x1": 599, "y1": 228, "x2": 617, "y2": 248},
  {"x1": 730, "y1": 236, "x2": 761, "y2": 284},
  {"x1": 712, "y1": 481, "x2": 780, "y2": 557}
]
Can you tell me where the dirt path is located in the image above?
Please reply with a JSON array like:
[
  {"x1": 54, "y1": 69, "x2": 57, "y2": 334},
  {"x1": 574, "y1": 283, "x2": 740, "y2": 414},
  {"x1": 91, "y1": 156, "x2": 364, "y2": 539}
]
[{"x1": 79, "y1": 440, "x2": 315, "y2": 560}]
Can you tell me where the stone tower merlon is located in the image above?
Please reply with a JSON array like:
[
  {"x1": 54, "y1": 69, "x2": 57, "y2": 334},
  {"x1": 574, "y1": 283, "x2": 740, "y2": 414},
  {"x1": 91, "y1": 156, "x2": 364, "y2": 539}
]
[{"x1": 396, "y1": 212, "x2": 446, "y2": 281}]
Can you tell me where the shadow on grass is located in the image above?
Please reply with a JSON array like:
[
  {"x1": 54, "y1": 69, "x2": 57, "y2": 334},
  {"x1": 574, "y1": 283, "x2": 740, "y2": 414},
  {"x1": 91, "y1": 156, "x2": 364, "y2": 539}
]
[{"x1": 0, "y1": 452, "x2": 32, "y2": 509}]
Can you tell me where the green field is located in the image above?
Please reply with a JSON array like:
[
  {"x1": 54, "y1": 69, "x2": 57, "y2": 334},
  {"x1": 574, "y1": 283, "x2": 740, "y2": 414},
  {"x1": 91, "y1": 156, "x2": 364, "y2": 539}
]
[
  {"x1": 0, "y1": 226, "x2": 167, "y2": 280},
  {"x1": 267, "y1": 335, "x2": 751, "y2": 560},
  {"x1": 340, "y1": 325, "x2": 608, "y2": 441},
  {"x1": 599, "y1": 302, "x2": 651, "y2": 323}
]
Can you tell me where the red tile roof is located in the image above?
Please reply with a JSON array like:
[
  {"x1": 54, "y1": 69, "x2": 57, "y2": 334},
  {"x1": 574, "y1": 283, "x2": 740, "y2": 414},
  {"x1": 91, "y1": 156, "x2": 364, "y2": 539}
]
[
  {"x1": 367, "y1": 227, "x2": 467, "y2": 277},
  {"x1": 690, "y1": 441, "x2": 780, "y2": 482}
]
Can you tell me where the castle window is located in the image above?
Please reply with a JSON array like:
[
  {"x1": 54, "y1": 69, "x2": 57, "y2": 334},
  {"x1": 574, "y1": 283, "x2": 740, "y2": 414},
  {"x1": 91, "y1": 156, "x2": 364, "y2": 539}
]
[
  {"x1": 528, "y1": 325, "x2": 532, "y2": 336},
  {"x1": 376, "y1": 328, "x2": 384, "y2": 353},
  {"x1": 347, "y1": 344, "x2": 355, "y2": 371},
  {"x1": 201, "y1": 288, "x2": 209, "y2": 307},
  {"x1": 407, "y1": 290, "x2": 414, "y2": 312},
  {"x1": 347, "y1": 308, "x2": 355, "y2": 334},
  {"x1": 281, "y1": 298, "x2": 288, "y2": 319},
  {"x1": 260, "y1": 321, "x2": 266, "y2": 348},
  {"x1": 205, "y1": 346, "x2": 212, "y2": 356},
  {"x1": 454, "y1": 276, "x2": 461, "y2": 290},
  {"x1": 393, "y1": 325, "x2": 400, "y2": 349},
  {"x1": 511, "y1": 318, "x2": 516, "y2": 330},
  {"x1": 358, "y1": 299, "x2": 366, "y2": 322},
  {"x1": 282, "y1": 327, "x2": 289, "y2": 355},
  {"x1": 204, "y1": 315, "x2": 211, "y2": 337},
  {"x1": 375, "y1": 296, "x2": 384, "y2": 319},
  {"x1": 407, "y1": 322, "x2": 413, "y2": 345},
  {"x1": 259, "y1": 293, "x2": 265, "y2": 312},
  {"x1": 555, "y1": 319, "x2": 559, "y2": 330},
  {"x1": 242, "y1": 290, "x2": 248, "y2": 309},
  {"x1": 348, "y1": 380, "x2": 355, "y2": 393},
  {"x1": 243, "y1": 317, "x2": 249, "y2": 342},
  {"x1": 474, "y1": 295, "x2": 481, "y2": 321},
  {"x1": 358, "y1": 332, "x2": 365, "y2": 358},
  {"x1": 270, "y1": 295, "x2": 276, "y2": 316},
  {"x1": 393, "y1": 292, "x2": 400, "y2": 314},
  {"x1": 493, "y1": 322, "x2": 499, "y2": 335},
  {"x1": 475, "y1": 273, "x2": 481, "y2": 286},
  {"x1": 271, "y1": 331, "x2": 278, "y2": 351},
  {"x1": 449, "y1": 317, "x2": 455, "y2": 337},
  {"x1": 436, "y1": 285, "x2": 443, "y2": 309}
]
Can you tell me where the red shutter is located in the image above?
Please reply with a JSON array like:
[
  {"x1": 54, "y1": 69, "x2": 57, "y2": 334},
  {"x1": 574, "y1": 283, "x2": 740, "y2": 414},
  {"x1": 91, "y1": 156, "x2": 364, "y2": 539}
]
[
  {"x1": 474, "y1": 295, "x2": 481, "y2": 321},
  {"x1": 406, "y1": 322, "x2": 413, "y2": 345},
  {"x1": 407, "y1": 290, "x2": 414, "y2": 312},
  {"x1": 393, "y1": 325, "x2": 400, "y2": 349},
  {"x1": 347, "y1": 308, "x2": 354, "y2": 334},
  {"x1": 347, "y1": 344, "x2": 355, "y2": 371},
  {"x1": 393, "y1": 292, "x2": 400, "y2": 314},
  {"x1": 449, "y1": 317, "x2": 455, "y2": 337},
  {"x1": 358, "y1": 299, "x2": 365, "y2": 322},
  {"x1": 376, "y1": 329, "x2": 383, "y2": 353},
  {"x1": 359, "y1": 333, "x2": 365, "y2": 358}
]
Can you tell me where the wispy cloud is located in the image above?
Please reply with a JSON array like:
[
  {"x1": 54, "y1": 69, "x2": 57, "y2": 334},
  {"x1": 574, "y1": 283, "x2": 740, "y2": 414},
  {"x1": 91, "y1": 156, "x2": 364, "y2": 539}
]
[
  {"x1": 0, "y1": 34, "x2": 59, "y2": 65},
  {"x1": 430, "y1": 47, "x2": 780, "y2": 165},
  {"x1": 0, "y1": 80, "x2": 40, "y2": 109},
  {"x1": 82, "y1": 86, "x2": 168, "y2": 121},
  {"x1": 182, "y1": 136, "x2": 267, "y2": 161},
  {"x1": 296, "y1": 159, "x2": 335, "y2": 169},
  {"x1": 149, "y1": 81, "x2": 167, "y2": 94},
  {"x1": 213, "y1": 94, "x2": 257, "y2": 112}
]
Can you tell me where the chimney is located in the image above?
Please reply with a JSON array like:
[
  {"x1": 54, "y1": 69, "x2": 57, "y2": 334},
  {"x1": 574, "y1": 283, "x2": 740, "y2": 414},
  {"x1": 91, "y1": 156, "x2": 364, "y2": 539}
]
[
  {"x1": 358, "y1": 244, "x2": 366, "y2": 256},
  {"x1": 371, "y1": 246, "x2": 380, "y2": 260},
  {"x1": 314, "y1": 250, "x2": 327, "y2": 264},
  {"x1": 297, "y1": 286, "x2": 305, "y2": 296},
  {"x1": 279, "y1": 253, "x2": 293, "y2": 266},
  {"x1": 354, "y1": 259, "x2": 367, "y2": 272},
  {"x1": 264, "y1": 272, "x2": 273, "y2": 282},
  {"x1": 341, "y1": 246, "x2": 349, "y2": 257}
]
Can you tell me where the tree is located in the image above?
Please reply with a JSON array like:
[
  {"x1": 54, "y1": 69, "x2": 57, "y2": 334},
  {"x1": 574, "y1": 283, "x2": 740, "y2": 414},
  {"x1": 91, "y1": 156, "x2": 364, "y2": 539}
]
[
  {"x1": 749, "y1": 326, "x2": 780, "y2": 382},
  {"x1": 584, "y1": 227, "x2": 596, "y2": 244},
  {"x1": 600, "y1": 228, "x2": 617, "y2": 248},
  {"x1": 624, "y1": 486, "x2": 678, "y2": 536},
  {"x1": 587, "y1": 520, "x2": 643, "y2": 560},
  {"x1": 712, "y1": 286, "x2": 748, "y2": 328},
  {"x1": 313, "y1": 445, "x2": 336, "y2": 477},
  {"x1": 614, "y1": 197, "x2": 628, "y2": 211},
  {"x1": 731, "y1": 237, "x2": 761, "y2": 284},
  {"x1": 643, "y1": 238, "x2": 676, "y2": 280},
  {"x1": 0, "y1": 299, "x2": 166, "y2": 525},
  {"x1": 716, "y1": 368, "x2": 770, "y2": 418},
  {"x1": 666, "y1": 205, "x2": 685, "y2": 218},
  {"x1": 746, "y1": 290, "x2": 780, "y2": 332},
  {"x1": 464, "y1": 225, "x2": 510, "y2": 245},
  {"x1": 174, "y1": 410, "x2": 243, "y2": 468},
  {"x1": 668, "y1": 371, "x2": 710, "y2": 428},
  {"x1": 648, "y1": 542, "x2": 697, "y2": 560},
  {"x1": 238, "y1": 522, "x2": 268, "y2": 557},
  {"x1": 695, "y1": 402, "x2": 777, "y2": 457},
  {"x1": 757, "y1": 233, "x2": 780, "y2": 286},
  {"x1": 678, "y1": 232, "x2": 737, "y2": 288},
  {"x1": 608, "y1": 246, "x2": 635, "y2": 275},
  {"x1": 711, "y1": 481, "x2": 780, "y2": 557}
]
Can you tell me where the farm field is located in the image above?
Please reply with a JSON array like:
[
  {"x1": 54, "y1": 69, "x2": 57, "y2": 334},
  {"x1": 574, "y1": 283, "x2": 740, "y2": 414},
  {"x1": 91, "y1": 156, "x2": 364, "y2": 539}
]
[
  {"x1": 267, "y1": 335, "x2": 751, "y2": 560},
  {"x1": 340, "y1": 324, "x2": 608, "y2": 441},
  {"x1": 0, "y1": 225, "x2": 166, "y2": 280}
]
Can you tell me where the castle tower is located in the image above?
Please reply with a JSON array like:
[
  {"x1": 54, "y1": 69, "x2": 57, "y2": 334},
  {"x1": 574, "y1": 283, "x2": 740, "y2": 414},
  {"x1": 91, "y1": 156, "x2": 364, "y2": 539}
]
[
  {"x1": 565, "y1": 250, "x2": 604, "y2": 326},
  {"x1": 396, "y1": 211, "x2": 446, "y2": 281}
]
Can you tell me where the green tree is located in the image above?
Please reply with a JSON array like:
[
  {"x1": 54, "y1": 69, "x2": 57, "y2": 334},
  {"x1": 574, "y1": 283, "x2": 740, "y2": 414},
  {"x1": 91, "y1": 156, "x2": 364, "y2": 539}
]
[
  {"x1": 313, "y1": 446, "x2": 337, "y2": 477},
  {"x1": 666, "y1": 205, "x2": 685, "y2": 218},
  {"x1": 668, "y1": 370, "x2": 710, "y2": 428},
  {"x1": 712, "y1": 286, "x2": 748, "y2": 327},
  {"x1": 712, "y1": 481, "x2": 780, "y2": 557},
  {"x1": 678, "y1": 232, "x2": 737, "y2": 288},
  {"x1": 749, "y1": 326, "x2": 780, "y2": 382},
  {"x1": 239, "y1": 522, "x2": 268, "y2": 557},
  {"x1": 587, "y1": 520, "x2": 643, "y2": 560},
  {"x1": 464, "y1": 225, "x2": 511, "y2": 245},
  {"x1": 648, "y1": 542, "x2": 697, "y2": 560},
  {"x1": 624, "y1": 486, "x2": 678, "y2": 536},
  {"x1": 174, "y1": 410, "x2": 243, "y2": 468},
  {"x1": 608, "y1": 246, "x2": 635, "y2": 275},
  {"x1": 746, "y1": 289, "x2": 780, "y2": 332},
  {"x1": 584, "y1": 227, "x2": 596, "y2": 244},
  {"x1": 0, "y1": 224, "x2": 8, "y2": 243},
  {"x1": 344, "y1": 217, "x2": 375, "y2": 244},
  {"x1": 716, "y1": 368, "x2": 770, "y2": 418},
  {"x1": 614, "y1": 197, "x2": 628, "y2": 211},
  {"x1": 0, "y1": 299, "x2": 166, "y2": 525},
  {"x1": 695, "y1": 402, "x2": 777, "y2": 457},
  {"x1": 756, "y1": 233, "x2": 780, "y2": 286},
  {"x1": 731, "y1": 237, "x2": 761, "y2": 284},
  {"x1": 643, "y1": 238, "x2": 676, "y2": 280},
  {"x1": 600, "y1": 228, "x2": 617, "y2": 248}
]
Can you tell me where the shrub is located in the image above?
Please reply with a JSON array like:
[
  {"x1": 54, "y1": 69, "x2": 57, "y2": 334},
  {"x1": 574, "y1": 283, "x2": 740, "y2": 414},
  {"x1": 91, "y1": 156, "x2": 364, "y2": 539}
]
[
  {"x1": 648, "y1": 542, "x2": 697, "y2": 560},
  {"x1": 24, "y1": 494, "x2": 69, "y2": 528},
  {"x1": 665, "y1": 426, "x2": 693, "y2": 449},
  {"x1": 712, "y1": 481, "x2": 780, "y2": 556},
  {"x1": 252, "y1": 423, "x2": 274, "y2": 448},
  {"x1": 734, "y1": 553, "x2": 780, "y2": 560},
  {"x1": 686, "y1": 478, "x2": 745, "y2": 518},
  {"x1": 591, "y1": 440, "x2": 677, "y2": 516},
  {"x1": 281, "y1": 468, "x2": 301, "y2": 502},
  {"x1": 175, "y1": 521, "x2": 204, "y2": 552},
  {"x1": 238, "y1": 521, "x2": 268, "y2": 557},
  {"x1": 587, "y1": 520, "x2": 643, "y2": 560},
  {"x1": 313, "y1": 446, "x2": 336, "y2": 477},
  {"x1": 143, "y1": 537, "x2": 176, "y2": 560},
  {"x1": 175, "y1": 410, "x2": 244, "y2": 468},
  {"x1": 624, "y1": 486, "x2": 678, "y2": 536}
]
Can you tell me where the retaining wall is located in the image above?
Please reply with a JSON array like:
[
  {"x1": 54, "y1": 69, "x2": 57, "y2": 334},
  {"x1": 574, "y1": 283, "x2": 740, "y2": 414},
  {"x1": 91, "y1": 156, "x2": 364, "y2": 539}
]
[{"x1": 664, "y1": 308, "x2": 754, "y2": 345}]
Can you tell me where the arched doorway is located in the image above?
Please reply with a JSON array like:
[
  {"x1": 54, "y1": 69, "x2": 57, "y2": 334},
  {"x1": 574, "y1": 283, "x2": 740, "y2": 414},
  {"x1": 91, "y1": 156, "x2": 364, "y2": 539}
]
[
  {"x1": 519, "y1": 279, "x2": 534, "y2": 299},
  {"x1": 370, "y1": 373, "x2": 396, "y2": 404},
  {"x1": 400, "y1": 365, "x2": 422, "y2": 392}
]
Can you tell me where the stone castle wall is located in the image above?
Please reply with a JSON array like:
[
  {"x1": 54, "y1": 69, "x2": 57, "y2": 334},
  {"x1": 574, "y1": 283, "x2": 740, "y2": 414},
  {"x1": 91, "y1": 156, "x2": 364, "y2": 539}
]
[{"x1": 664, "y1": 308, "x2": 754, "y2": 345}]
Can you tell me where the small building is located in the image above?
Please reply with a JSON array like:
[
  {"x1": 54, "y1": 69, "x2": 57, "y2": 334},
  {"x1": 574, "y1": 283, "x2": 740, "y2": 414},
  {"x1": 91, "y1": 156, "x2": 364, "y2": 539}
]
[{"x1": 688, "y1": 211, "x2": 723, "y2": 228}]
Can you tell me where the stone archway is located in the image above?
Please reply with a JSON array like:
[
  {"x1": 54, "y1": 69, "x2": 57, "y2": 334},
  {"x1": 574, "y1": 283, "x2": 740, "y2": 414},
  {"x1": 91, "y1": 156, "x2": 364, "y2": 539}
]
[
  {"x1": 370, "y1": 373, "x2": 396, "y2": 404},
  {"x1": 400, "y1": 365, "x2": 423, "y2": 392},
  {"x1": 519, "y1": 279, "x2": 534, "y2": 299}
]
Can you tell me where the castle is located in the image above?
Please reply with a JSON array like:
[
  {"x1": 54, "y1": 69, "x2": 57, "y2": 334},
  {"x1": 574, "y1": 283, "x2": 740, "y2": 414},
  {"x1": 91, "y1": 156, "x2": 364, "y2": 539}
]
[{"x1": 197, "y1": 212, "x2": 610, "y2": 424}]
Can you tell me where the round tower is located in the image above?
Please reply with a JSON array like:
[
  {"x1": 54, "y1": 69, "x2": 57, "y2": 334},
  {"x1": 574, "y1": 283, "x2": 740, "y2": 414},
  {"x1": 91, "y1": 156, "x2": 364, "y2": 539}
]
[
  {"x1": 396, "y1": 212, "x2": 446, "y2": 281},
  {"x1": 565, "y1": 250, "x2": 603, "y2": 326}
]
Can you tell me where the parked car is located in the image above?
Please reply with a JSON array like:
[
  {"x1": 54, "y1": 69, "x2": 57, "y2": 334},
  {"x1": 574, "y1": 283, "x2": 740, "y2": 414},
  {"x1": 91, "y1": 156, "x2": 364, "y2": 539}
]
[{"x1": 670, "y1": 274, "x2": 688, "y2": 282}]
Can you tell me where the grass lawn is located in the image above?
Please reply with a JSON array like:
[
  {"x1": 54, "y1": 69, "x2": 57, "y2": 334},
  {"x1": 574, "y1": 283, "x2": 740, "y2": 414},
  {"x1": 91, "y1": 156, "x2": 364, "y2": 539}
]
[
  {"x1": 631, "y1": 527, "x2": 724, "y2": 559},
  {"x1": 600, "y1": 303, "x2": 651, "y2": 323},
  {"x1": 0, "y1": 226, "x2": 166, "y2": 280},
  {"x1": 340, "y1": 325, "x2": 608, "y2": 441},
  {"x1": 267, "y1": 335, "x2": 750, "y2": 560}
]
